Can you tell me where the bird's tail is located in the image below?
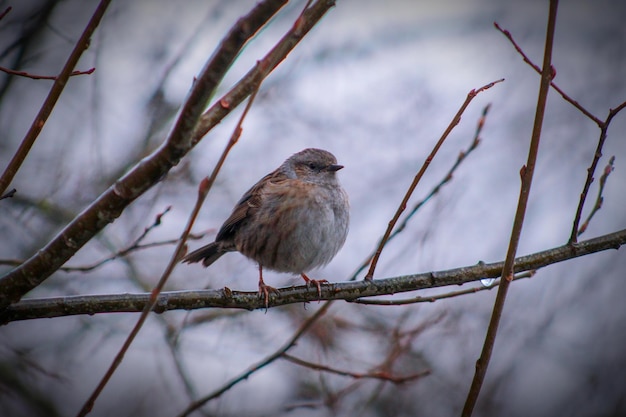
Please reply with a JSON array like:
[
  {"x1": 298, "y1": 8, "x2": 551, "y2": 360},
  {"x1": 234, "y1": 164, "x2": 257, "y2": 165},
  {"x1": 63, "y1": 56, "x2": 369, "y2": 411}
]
[{"x1": 181, "y1": 242, "x2": 226, "y2": 267}]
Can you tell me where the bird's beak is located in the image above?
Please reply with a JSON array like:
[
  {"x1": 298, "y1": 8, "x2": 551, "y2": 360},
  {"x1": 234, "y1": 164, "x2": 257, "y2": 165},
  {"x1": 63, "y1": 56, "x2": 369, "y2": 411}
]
[{"x1": 327, "y1": 164, "x2": 344, "y2": 172}]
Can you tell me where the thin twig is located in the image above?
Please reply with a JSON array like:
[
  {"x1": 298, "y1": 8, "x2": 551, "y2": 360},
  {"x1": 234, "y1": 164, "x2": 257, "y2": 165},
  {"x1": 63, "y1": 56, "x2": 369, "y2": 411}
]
[
  {"x1": 0, "y1": 1, "x2": 110, "y2": 196},
  {"x1": 569, "y1": 101, "x2": 626, "y2": 243},
  {"x1": 0, "y1": 0, "x2": 292, "y2": 309},
  {"x1": 74, "y1": 10, "x2": 271, "y2": 417},
  {"x1": 0, "y1": 66, "x2": 95, "y2": 80},
  {"x1": 164, "y1": 326, "x2": 204, "y2": 407},
  {"x1": 351, "y1": 271, "x2": 534, "y2": 305},
  {"x1": 364, "y1": 80, "x2": 503, "y2": 280},
  {"x1": 577, "y1": 156, "x2": 615, "y2": 237},
  {"x1": 495, "y1": 20, "x2": 626, "y2": 245},
  {"x1": 60, "y1": 235, "x2": 207, "y2": 272},
  {"x1": 281, "y1": 353, "x2": 429, "y2": 384},
  {"x1": 0, "y1": 6, "x2": 12, "y2": 21},
  {"x1": 494, "y1": 21, "x2": 602, "y2": 126},
  {"x1": 4, "y1": 228, "x2": 624, "y2": 323},
  {"x1": 176, "y1": 301, "x2": 334, "y2": 417},
  {"x1": 76, "y1": 177, "x2": 210, "y2": 417},
  {"x1": 0, "y1": 235, "x2": 207, "y2": 272},
  {"x1": 352, "y1": 104, "x2": 491, "y2": 279},
  {"x1": 0, "y1": 208, "x2": 208, "y2": 272},
  {"x1": 462, "y1": 2, "x2": 558, "y2": 416},
  {"x1": 0, "y1": 0, "x2": 334, "y2": 310}
]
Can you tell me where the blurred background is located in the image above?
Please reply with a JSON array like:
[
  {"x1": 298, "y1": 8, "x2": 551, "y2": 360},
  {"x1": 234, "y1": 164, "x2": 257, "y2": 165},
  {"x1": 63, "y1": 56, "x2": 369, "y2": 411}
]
[{"x1": 1, "y1": 0, "x2": 625, "y2": 416}]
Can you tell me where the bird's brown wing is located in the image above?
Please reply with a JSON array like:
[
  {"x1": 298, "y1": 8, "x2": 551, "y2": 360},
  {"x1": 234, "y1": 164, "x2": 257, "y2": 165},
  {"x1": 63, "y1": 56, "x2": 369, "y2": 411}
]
[{"x1": 215, "y1": 168, "x2": 289, "y2": 242}]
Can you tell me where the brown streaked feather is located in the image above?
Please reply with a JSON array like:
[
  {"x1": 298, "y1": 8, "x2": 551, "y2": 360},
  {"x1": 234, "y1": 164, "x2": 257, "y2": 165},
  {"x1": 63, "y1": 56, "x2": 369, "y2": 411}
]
[{"x1": 215, "y1": 168, "x2": 290, "y2": 241}]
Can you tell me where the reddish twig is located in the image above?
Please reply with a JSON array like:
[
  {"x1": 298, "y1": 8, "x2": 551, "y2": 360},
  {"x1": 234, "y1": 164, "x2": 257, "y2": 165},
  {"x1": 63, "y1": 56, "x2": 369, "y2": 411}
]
[
  {"x1": 281, "y1": 353, "x2": 429, "y2": 384},
  {"x1": 0, "y1": 0, "x2": 334, "y2": 310},
  {"x1": 576, "y1": 156, "x2": 615, "y2": 237},
  {"x1": 0, "y1": 234, "x2": 206, "y2": 272},
  {"x1": 364, "y1": 80, "x2": 503, "y2": 280},
  {"x1": 0, "y1": 6, "x2": 11, "y2": 21},
  {"x1": 76, "y1": 177, "x2": 210, "y2": 416},
  {"x1": 352, "y1": 104, "x2": 491, "y2": 280},
  {"x1": 76, "y1": 73, "x2": 263, "y2": 417},
  {"x1": 58, "y1": 207, "x2": 201, "y2": 272},
  {"x1": 0, "y1": 1, "x2": 110, "y2": 197},
  {"x1": 462, "y1": 2, "x2": 558, "y2": 416},
  {"x1": 494, "y1": 21, "x2": 603, "y2": 126},
  {"x1": 494, "y1": 20, "x2": 626, "y2": 245},
  {"x1": 176, "y1": 301, "x2": 334, "y2": 417},
  {"x1": 569, "y1": 101, "x2": 626, "y2": 243},
  {"x1": 0, "y1": 66, "x2": 95, "y2": 80}
]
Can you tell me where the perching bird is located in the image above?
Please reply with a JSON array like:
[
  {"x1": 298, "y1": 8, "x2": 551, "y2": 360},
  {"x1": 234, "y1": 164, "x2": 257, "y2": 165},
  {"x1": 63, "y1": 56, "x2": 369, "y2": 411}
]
[{"x1": 182, "y1": 148, "x2": 349, "y2": 307}]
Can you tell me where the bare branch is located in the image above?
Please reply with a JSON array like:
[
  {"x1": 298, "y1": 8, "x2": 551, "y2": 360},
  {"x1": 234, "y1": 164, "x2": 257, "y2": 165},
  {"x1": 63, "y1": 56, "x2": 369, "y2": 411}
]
[
  {"x1": 494, "y1": 21, "x2": 602, "y2": 126},
  {"x1": 3, "y1": 228, "x2": 624, "y2": 323},
  {"x1": 577, "y1": 156, "x2": 615, "y2": 237},
  {"x1": 76, "y1": 45, "x2": 266, "y2": 417},
  {"x1": 0, "y1": 6, "x2": 11, "y2": 21},
  {"x1": 364, "y1": 80, "x2": 503, "y2": 280},
  {"x1": 0, "y1": 0, "x2": 110, "y2": 196},
  {"x1": 281, "y1": 353, "x2": 429, "y2": 384},
  {"x1": 462, "y1": 2, "x2": 559, "y2": 415},
  {"x1": 175, "y1": 301, "x2": 334, "y2": 417},
  {"x1": 0, "y1": 0, "x2": 301, "y2": 309},
  {"x1": 352, "y1": 104, "x2": 492, "y2": 279},
  {"x1": 569, "y1": 101, "x2": 626, "y2": 243},
  {"x1": 0, "y1": 234, "x2": 207, "y2": 273},
  {"x1": 0, "y1": 66, "x2": 95, "y2": 80}
]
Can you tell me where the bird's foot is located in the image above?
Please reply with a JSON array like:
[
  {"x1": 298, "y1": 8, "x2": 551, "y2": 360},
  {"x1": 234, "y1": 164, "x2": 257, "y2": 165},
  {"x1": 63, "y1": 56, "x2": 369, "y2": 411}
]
[
  {"x1": 301, "y1": 273, "x2": 328, "y2": 301},
  {"x1": 258, "y1": 281, "x2": 279, "y2": 310}
]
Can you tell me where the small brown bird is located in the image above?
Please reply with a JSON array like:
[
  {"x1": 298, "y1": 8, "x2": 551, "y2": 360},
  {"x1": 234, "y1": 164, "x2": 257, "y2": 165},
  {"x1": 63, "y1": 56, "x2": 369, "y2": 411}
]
[{"x1": 182, "y1": 148, "x2": 349, "y2": 307}]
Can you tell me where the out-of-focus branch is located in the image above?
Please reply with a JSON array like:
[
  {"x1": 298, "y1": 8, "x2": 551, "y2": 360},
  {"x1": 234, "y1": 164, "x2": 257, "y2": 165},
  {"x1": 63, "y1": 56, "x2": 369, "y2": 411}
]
[
  {"x1": 0, "y1": 66, "x2": 95, "y2": 80},
  {"x1": 1, "y1": 0, "x2": 337, "y2": 309},
  {"x1": 281, "y1": 353, "x2": 429, "y2": 384},
  {"x1": 75, "y1": 20, "x2": 269, "y2": 417},
  {"x1": 0, "y1": 6, "x2": 11, "y2": 21},
  {"x1": 0, "y1": 0, "x2": 109, "y2": 196},
  {"x1": 175, "y1": 300, "x2": 334, "y2": 417},
  {"x1": 3, "y1": 228, "x2": 624, "y2": 323},
  {"x1": 76, "y1": 172, "x2": 211, "y2": 417},
  {"x1": 0, "y1": 235, "x2": 208, "y2": 272},
  {"x1": 462, "y1": 2, "x2": 559, "y2": 415},
  {"x1": 364, "y1": 80, "x2": 503, "y2": 280},
  {"x1": 191, "y1": 0, "x2": 335, "y2": 143}
]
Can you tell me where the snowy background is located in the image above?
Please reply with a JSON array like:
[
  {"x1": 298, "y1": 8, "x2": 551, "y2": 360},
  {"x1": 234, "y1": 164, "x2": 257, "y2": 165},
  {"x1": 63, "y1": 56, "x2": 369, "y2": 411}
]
[{"x1": 1, "y1": 0, "x2": 625, "y2": 416}]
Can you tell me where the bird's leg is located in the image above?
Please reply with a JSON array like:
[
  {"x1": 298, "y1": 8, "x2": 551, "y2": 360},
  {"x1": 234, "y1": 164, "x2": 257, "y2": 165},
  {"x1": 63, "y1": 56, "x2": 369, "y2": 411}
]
[
  {"x1": 257, "y1": 264, "x2": 278, "y2": 309},
  {"x1": 301, "y1": 273, "x2": 328, "y2": 300}
]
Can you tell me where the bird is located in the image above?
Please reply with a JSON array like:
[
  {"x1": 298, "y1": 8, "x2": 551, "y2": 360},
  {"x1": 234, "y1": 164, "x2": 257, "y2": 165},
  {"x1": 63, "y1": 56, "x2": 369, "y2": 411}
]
[{"x1": 182, "y1": 148, "x2": 349, "y2": 308}]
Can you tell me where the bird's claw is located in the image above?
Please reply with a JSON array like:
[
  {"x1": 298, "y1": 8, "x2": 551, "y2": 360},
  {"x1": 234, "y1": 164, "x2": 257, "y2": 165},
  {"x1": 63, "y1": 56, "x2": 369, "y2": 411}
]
[
  {"x1": 301, "y1": 274, "x2": 328, "y2": 301},
  {"x1": 258, "y1": 282, "x2": 279, "y2": 310}
]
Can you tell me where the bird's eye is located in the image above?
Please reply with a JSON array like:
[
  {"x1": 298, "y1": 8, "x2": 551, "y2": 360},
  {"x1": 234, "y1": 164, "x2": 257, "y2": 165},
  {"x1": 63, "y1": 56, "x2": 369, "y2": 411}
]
[{"x1": 307, "y1": 162, "x2": 317, "y2": 170}]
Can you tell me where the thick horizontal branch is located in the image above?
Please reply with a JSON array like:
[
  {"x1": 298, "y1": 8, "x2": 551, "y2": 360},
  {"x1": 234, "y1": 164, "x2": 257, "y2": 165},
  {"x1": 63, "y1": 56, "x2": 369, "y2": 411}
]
[{"x1": 3, "y1": 228, "x2": 624, "y2": 324}]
